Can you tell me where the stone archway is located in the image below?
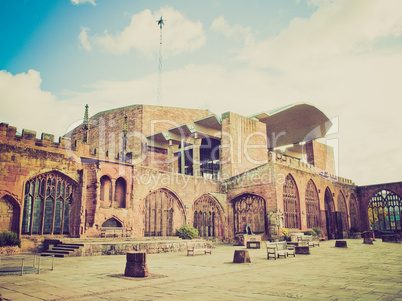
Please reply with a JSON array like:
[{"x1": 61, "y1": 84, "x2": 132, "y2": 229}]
[
  {"x1": 232, "y1": 194, "x2": 266, "y2": 235},
  {"x1": 143, "y1": 189, "x2": 185, "y2": 236},
  {"x1": 336, "y1": 192, "x2": 348, "y2": 239},
  {"x1": 0, "y1": 195, "x2": 20, "y2": 234},
  {"x1": 324, "y1": 188, "x2": 336, "y2": 240},
  {"x1": 22, "y1": 171, "x2": 76, "y2": 235},
  {"x1": 193, "y1": 194, "x2": 224, "y2": 239},
  {"x1": 368, "y1": 190, "x2": 402, "y2": 232}
]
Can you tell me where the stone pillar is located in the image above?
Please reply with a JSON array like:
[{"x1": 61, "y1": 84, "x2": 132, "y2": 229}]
[
  {"x1": 363, "y1": 237, "x2": 373, "y2": 244},
  {"x1": 124, "y1": 252, "x2": 149, "y2": 277},
  {"x1": 233, "y1": 250, "x2": 251, "y2": 263},
  {"x1": 180, "y1": 140, "x2": 185, "y2": 174},
  {"x1": 192, "y1": 145, "x2": 201, "y2": 177},
  {"x1": 167, "y1": 140, "x2": 174, "y2": 172},
  {"x1": 295, "y1": 246, "x2": 310, "y2": 254},
  {"x1": 335, "y1": 240, "x2": 347, "y2": 248}
]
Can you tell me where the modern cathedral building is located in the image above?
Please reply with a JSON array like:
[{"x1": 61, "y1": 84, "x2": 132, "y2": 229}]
[{"x1": 0, "y1": 104, "x2": 401, "y2": 249}]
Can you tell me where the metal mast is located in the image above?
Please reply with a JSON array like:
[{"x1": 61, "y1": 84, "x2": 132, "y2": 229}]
[{"x1": 157, "y1": 16, "x2": 166, "y2": 104}]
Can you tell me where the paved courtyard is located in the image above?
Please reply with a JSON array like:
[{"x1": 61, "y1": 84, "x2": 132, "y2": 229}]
[{"x1": 0, "y1": 239, "x2": 401, "y2": 301}]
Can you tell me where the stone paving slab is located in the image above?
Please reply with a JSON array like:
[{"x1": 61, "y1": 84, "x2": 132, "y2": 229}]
[{"x1": 0, "y1": 239, "x2": 401, "y2": 300}]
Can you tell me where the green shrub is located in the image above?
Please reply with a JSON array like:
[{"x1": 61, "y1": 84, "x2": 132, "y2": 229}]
[
  {"x1": 312, "y1": 227, "x2": 322, "y2": 237},
  {"x1": 176, "y1": 225, "x2": 199, "y2": 239},
  {"x1": 0, "y1": 230, "x2": 21, "y2": 247},
  {"x1": 303, "y1": 229, "x2": 317, "y2": 236}
]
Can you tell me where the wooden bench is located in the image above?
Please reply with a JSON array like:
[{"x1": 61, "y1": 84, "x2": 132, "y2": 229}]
[
  {"x1": 101, "y1": 227, "x2": 126, "y2": 238},
  {"x1": 300, "y1": 235, "x2": 320, "y2": 247},
  {"x1": 264, "y1": 242, "x2": 295, "y2": 260},
  {"x1": 186, "y1": 242, "x2": 212, "y2": 256}
]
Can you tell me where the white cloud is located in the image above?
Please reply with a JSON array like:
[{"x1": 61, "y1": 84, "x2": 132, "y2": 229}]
[
  {"x1": 71, "y1": 0, "x2": 96, "y2": 6},
  {"x1": 211, "y1": 16, "x2": 255, "y2": 46},
  {"x1": 0, "y1": 70, "x2": 81, "y2": 139},
  {"x1": 237, "y1": 0, "x2": 402, "y2": 70},
  {"x1": 79, "y1": 27, "x2": 92, "y2": 51},
  {"x1": 80, "y1": 7, "x2": 205, "y2": 57}
]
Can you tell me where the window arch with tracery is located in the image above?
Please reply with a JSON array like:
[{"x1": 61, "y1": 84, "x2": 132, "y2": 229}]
[
  {"x1": 193, "y1": 194, "x2": 223, "y2": 238},
  {"x1": 283, "y1": 174, "x2": 300, "y2": 229},
  {"x1": 349, "y1": 194, "x2": 359, "y2": 230},
  {"x1": 305, "y1": 180, "x2": 320, "y2": 228},
  {"x1": 22, "y1": 172, "x2": 75, "y2": 235},
  {"x1": 233, "y1": 194, "x2": 266, "y2": 234},
  {"x1": 144, "y1": 189, "x2": 185, "y2": 236},
  {"x1": 368, "y1": 190, "x2": 401, "y2": 231}
]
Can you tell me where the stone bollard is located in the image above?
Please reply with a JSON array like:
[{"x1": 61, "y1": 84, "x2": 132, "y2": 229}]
[
  {"x1": 363, "y1": 237, "x2": 373, "y2": 244},
  {"x1": 335, "y1": 240, "x2": 347, "y2": 248},
  {"x1": 233, "y1": 250, "x2": 251, "y2": 263},
  {"x1": 124, "y1": 251, "x2": 149, "y2": 277},
  {"x1": 295, "y1": 246, "x2": 310, "y2": 254}
]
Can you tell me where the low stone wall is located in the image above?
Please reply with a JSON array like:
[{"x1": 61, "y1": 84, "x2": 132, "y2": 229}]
[{"x1": 78, "y1": 240, "x2": 190, "y2": 256}]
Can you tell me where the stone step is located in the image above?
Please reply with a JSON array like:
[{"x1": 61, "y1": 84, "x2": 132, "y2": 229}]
[
  {"x1": 44, "y1": 249, "x2": 74, "y2": 255},
  {"x1": 40, "y1": 252, "x2": 65, "y2": 258},
  {"x1": 51, "y1": 247, "x2": 76, "y2": 252},
  {"x1": 58, "y1": 243, "x2": 84, "y2": 248}
]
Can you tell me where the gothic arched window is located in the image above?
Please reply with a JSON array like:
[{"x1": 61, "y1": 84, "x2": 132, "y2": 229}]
[
  {"x1": 22, "y1": 172, "x2": 74, "y2": 235},
  {"x1": 283, "y1": 174, "x2": 300, "y2": 229},
  {"x1": 368, "y1": 190, "x2": 401, "y2": 231},
  {"x1": 193, "y1": 194, "x2": 224, "y2": 238},
  {"x1": 305, "y1": 180, "x2": 320, "y2": 228},
  {"x1": 233, "y1": 194, "x2": 266, "y2": 234}
]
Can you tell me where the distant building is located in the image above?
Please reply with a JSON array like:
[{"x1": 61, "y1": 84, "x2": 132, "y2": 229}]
[{"x1": 0, "y1": 104, "x2": 400, "y2": 248}]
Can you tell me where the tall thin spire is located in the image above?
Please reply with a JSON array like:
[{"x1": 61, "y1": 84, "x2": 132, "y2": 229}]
[
  {"x1": 157, "y1": 16, "x2": 166, "y2": 104},
  {"x1": 83, "y1": 104, "x2": 89, "y2": 143},
  {"x1": 122, "y1": 116, "x2": 128, "y2": 158}
]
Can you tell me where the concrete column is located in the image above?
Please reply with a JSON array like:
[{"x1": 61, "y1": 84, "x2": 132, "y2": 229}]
[
  {"x1": 180, "y1": 140, "x2": 185, "y2": 174},
  {"x1": 167, "y1": 140, "x2": 174, "y2": 172},
  {"x1": 193, "y1": 145, "x2": 201, "y2": 177}
]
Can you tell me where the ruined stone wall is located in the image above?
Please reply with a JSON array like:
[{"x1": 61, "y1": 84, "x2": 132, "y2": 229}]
[
  {"x1": 357, "y1": 181, "x2": 402, "y2": 232},
  {"x1": 131, "y1": 166, "x2": 223, "y2": 237},
  {"x1": 220, "y1": 112, "x2": 268, "y2": 180},
  {"x1": 68, "y1": 105, "x2": 143, "y2": 161},
  {"x1": 83, "y1": 161, "x2": 135, "y2": 238},
  {"x1": 224, "y1": 164, "x2": 277, "y2": 241},
  {"x1": 273, "y1": 162, "x2": 355, "y2": 235},
  {"x1": 0, "y1": 123, "x2": 82, "y2": 237},
  {"x1": 68, "y1": 105, "x2": 213, "y2": 168}
]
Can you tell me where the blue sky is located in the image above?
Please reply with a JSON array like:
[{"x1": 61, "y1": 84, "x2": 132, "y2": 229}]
[{"x1": 1, "y1": 0, "x2": 401, "y2": 185}]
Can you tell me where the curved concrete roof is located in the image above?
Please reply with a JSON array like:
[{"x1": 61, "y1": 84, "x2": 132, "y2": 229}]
[{"x1": 250, "y1": 103, "x2": 332, "y2": 148}]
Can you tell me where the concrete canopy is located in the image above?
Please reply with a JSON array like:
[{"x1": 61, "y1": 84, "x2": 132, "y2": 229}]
[{"x1": 250, "y1": 103, "x2": 332, "y2": 148}]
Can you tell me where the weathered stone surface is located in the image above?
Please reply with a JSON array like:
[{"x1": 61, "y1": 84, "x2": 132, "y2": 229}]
[
  {"x1": 124, "y1": 252, "x2": 149, "y2": 277},
  {"x1": 363, "y1": 237, "x2": 373, "y2": 244},
  {"x1": 335, "y1": 240, "x2": 347, "y2": 248},
  {"x1": 295, "y1": 246, "x2": 310, "y2": 254},
  {"x1": 382, "y1": 234, "x2": 401, "y2": 243},
  {"x1": 233, "y1": 250, "x2": 251, "y2": 263}
]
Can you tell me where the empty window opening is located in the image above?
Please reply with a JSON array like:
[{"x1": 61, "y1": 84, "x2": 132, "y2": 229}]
[{"x1": 200, "y1": 138, "x2": 220, "y2": 180}]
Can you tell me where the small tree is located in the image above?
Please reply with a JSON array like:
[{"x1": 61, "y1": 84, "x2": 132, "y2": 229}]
[{"x1": 176, "y1": 225, "x2": 199, "y2": 239}]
